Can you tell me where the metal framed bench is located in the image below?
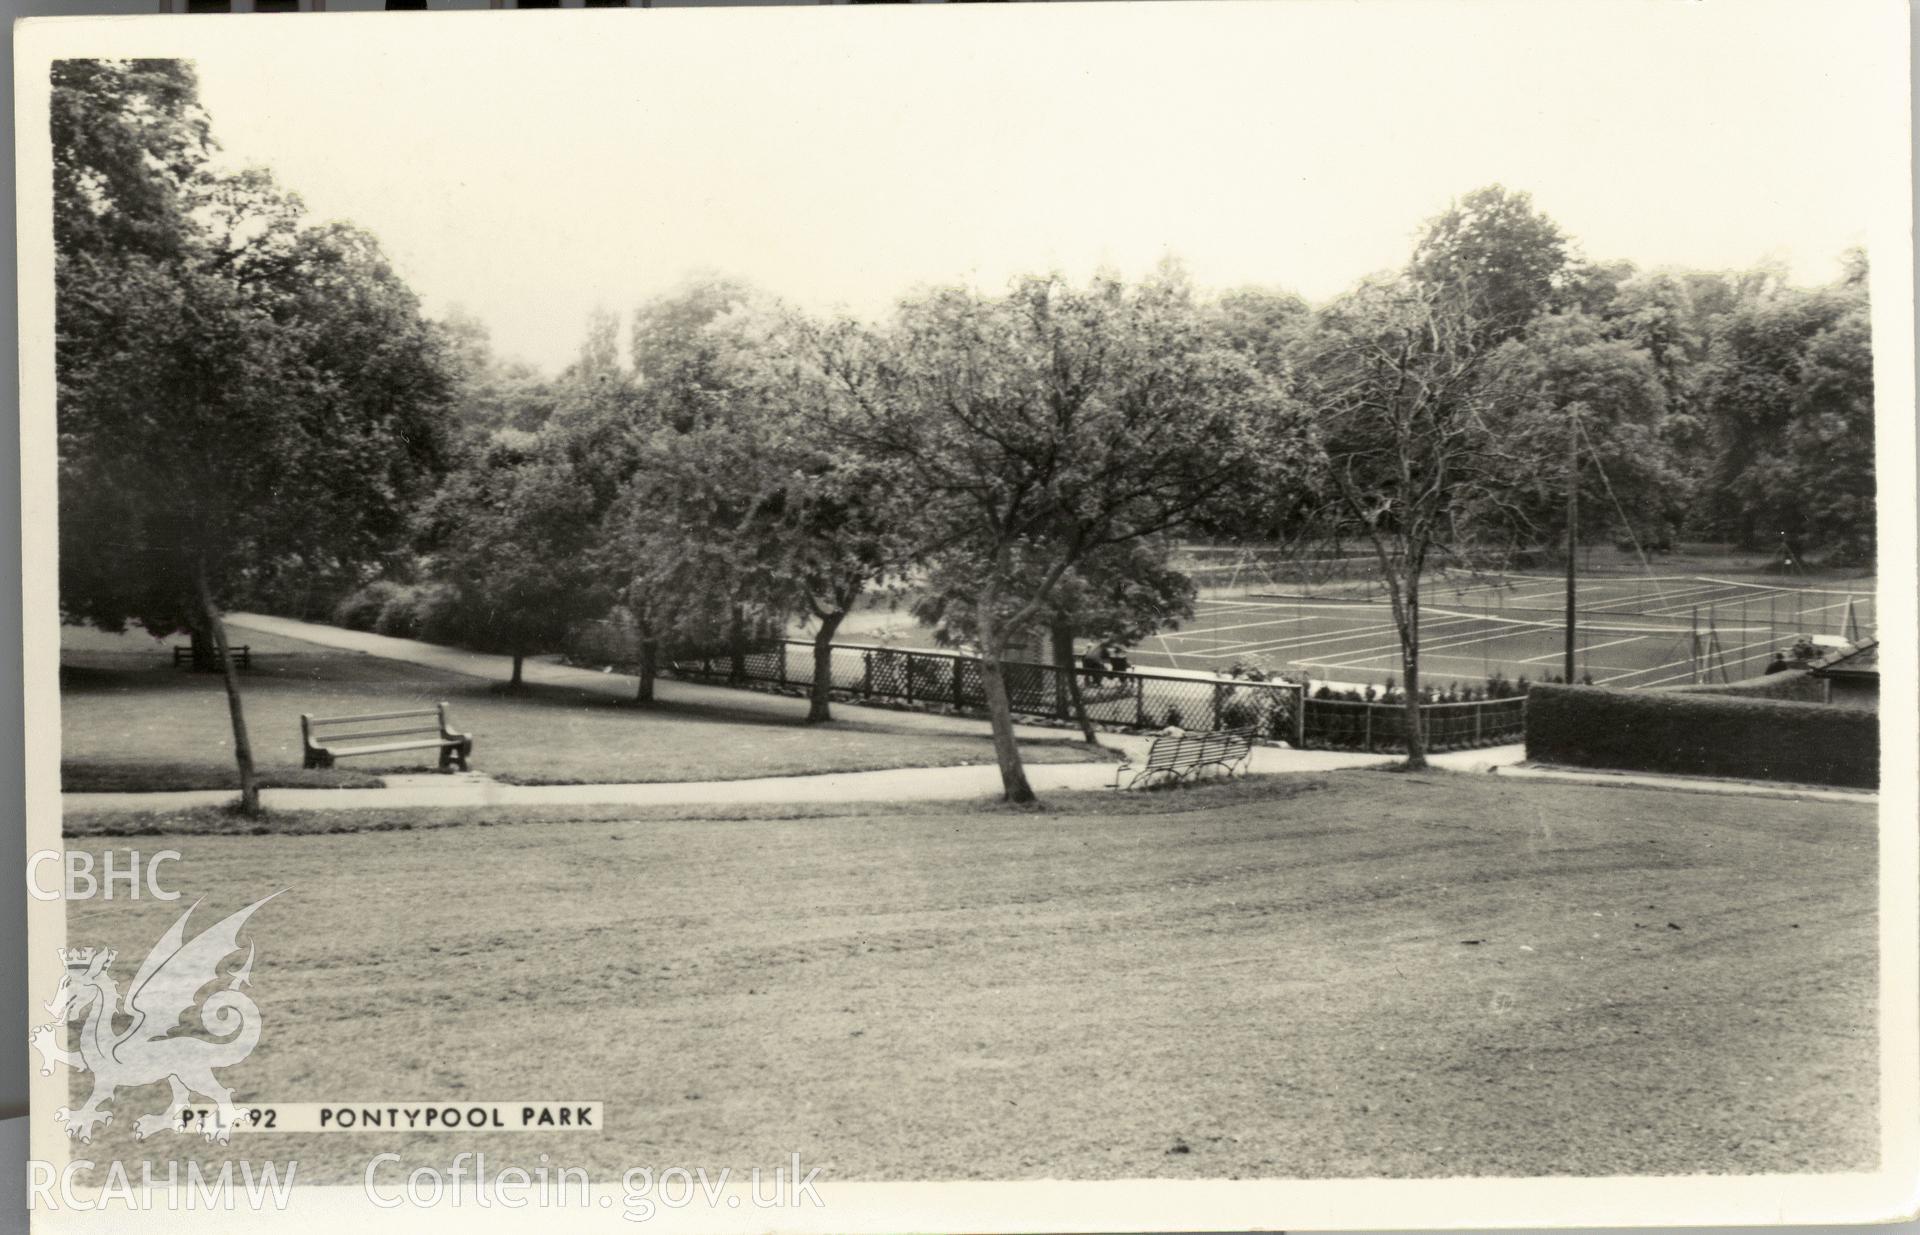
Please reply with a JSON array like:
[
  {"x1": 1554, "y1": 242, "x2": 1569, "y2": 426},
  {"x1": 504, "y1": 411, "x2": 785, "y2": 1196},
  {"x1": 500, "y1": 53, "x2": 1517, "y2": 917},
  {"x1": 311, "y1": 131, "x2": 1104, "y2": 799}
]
[
  {"x1": 300, "y1": 702, "x2": 472, "y2": 772},
  {"x1": 1112, "y1": 725, "x2": 1255, "y2": 790},
  {"x1": 173, "y1": 644, "x2": 250, "y2": 669}
]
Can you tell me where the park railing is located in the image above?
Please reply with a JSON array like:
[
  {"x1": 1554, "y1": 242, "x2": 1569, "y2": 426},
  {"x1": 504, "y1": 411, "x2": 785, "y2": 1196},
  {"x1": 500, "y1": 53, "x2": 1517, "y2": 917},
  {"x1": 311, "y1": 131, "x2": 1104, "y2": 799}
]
[
  {"x1": 1299, "y1": 694, "x2": 1527, "y2": 753},
  {"x1": 662, "y1": 639, "x2": 1307, "y2": 742},
  {"x1": 570, "y1": 630, "x2": 1530, "y2": 751}
]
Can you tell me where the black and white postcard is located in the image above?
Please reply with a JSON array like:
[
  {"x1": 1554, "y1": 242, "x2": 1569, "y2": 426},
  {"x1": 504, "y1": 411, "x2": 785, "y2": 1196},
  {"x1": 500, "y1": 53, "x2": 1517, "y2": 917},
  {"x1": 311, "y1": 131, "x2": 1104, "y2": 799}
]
[{"x1": 15, "y1": 1, "x2": 1917, "y2": 1229}]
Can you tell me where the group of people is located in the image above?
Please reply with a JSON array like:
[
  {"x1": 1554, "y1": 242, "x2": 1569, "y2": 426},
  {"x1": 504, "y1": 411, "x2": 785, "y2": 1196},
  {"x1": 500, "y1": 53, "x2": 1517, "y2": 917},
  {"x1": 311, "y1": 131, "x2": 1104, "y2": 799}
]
[
  {"x1": 1079, "y1": 642, "x2": 1131, "y2": 684},
  {"x1": 1763, "y1": 635, "x2": 1823, "y2": 674}
]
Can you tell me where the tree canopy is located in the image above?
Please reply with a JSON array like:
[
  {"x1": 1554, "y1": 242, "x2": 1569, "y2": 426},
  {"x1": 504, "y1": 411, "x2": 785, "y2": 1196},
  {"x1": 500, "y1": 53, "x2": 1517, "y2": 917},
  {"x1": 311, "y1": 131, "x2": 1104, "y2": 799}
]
[
  {"x1": 822, "y1": 270, "x2": 1312, "y2": 800},
  {"x1": 54, "y1": 59, "x2": 457, "y2": 810},
  {"x1": 52, "y1": 71, "x2": 1878, "y2": 811}
]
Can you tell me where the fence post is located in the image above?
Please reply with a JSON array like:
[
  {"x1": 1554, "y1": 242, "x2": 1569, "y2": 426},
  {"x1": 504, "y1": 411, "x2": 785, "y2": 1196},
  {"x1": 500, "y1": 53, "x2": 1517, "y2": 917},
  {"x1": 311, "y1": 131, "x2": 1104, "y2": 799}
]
[
  {"x1": 1211, "y1": 682, "x2": 1225, "y2": 731},
  {"x1": 1135, "y1": 675, "x2": 1146, "y2": 727},
  {"x1": 1364, "y1": 703, "x2": 1373, "y2": 752},
  {"x1": 1294, "y1": 684, "x2": 1306, "y2": 748},
  {"x1": 904, "y1": 652, "x2": 915, "y2": 704},
  {"x1": 953, "y1": 656, "x2": 966, "y2": 711},
  {"x1": 1473, "y1": 702, "x2": 1481, "y2": 745},
  {"x1": 862, "y1": 652, "x2": 872, "y2": 697},
  {"x1": 777, "y1": 642, "x2": 787, "y2": 686}
]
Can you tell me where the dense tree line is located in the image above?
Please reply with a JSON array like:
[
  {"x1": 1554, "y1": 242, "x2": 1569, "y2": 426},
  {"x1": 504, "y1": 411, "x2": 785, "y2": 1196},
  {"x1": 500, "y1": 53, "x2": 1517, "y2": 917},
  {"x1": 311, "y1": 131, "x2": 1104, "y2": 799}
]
[
  {"x1": 55, "y1": 61, "x2": 457, "y2": 812},
  {"x1": 57, "y1": 62, "x2": 1875, "y2": 803}
]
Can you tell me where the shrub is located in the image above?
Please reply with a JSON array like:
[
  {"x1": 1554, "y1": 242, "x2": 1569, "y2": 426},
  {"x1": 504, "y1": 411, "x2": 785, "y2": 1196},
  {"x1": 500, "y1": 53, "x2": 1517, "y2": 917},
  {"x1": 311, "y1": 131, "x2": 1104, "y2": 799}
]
[
  {"x1": 333, "y1": 580, "x2": 407, "y2": 632},
  {"x1": 373, "y1": 583, "x2": 447, "y2": 639},
  {"x1": 1524, "y1": 683, "x2": 1876, "y2": 789},
  {"x1": 1220, "y1": 695, "x2": 1260, "y2": 731}
]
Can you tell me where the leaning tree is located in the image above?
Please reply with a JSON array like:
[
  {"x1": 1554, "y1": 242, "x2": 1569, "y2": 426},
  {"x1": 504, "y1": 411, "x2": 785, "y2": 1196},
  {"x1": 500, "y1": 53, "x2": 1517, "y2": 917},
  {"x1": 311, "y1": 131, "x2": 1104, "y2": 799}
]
[{"x1": 54, "y1": 60, "x2": 455, "y2": 812}]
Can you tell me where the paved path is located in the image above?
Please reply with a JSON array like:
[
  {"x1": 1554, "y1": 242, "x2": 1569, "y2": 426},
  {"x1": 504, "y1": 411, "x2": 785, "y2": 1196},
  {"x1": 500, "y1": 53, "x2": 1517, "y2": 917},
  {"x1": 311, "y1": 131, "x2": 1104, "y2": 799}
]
[
  {"x1": 64, "y1": 743, "x2": 1528, "y2": 814},
  {"x1": 47, "y1": 610, "x2": 1544, "y2": 814},
  {"x1": 224, "y1": 612, "x2": 1110, "y2": 749},
  {"x1": 84, "y1": 613, "x2": 1857, "y2": 813}
]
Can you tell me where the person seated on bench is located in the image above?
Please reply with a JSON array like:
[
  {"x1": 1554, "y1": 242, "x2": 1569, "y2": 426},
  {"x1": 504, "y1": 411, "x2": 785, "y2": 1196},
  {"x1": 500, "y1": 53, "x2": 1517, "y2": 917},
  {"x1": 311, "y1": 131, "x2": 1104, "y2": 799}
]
[
  {"x1": 1102, "y1": 643, "x2": 1131, "y2": 674},
  {"x1": 1080, "y1": 646, "x2": 1107, "y2": 685}
]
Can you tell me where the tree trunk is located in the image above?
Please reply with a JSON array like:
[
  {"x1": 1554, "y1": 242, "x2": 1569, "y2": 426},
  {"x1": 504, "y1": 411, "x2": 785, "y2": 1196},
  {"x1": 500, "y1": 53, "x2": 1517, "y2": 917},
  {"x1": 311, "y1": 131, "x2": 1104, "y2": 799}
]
[
  {"x1": 194, "y1": 562, "x2": 259, "y2": 816},
  {"x1": 510, "y1": 653, "x2": 524, "y2": 688},
  {"x1": 634, "y1": 636, "x2": 658, "y2": 706},
  {"x1": 807, "y1": 612, "x2": 845, "y2": 724},
  {"x1": 189, "y1": 625, "x2": 216, "y2": 672},
  {"x1": 976, "y1": 608, "x2": 1037, "y2": 803},
  {"x1": 728, "y1": 605, "x2": 747, "y2": 683},
  {"x1": 1050, "y1": 620, "x2": 1097, "y2": 744},
  {"x1": 1400, "y1": 573, "x2": 1428, "y2": 770}
]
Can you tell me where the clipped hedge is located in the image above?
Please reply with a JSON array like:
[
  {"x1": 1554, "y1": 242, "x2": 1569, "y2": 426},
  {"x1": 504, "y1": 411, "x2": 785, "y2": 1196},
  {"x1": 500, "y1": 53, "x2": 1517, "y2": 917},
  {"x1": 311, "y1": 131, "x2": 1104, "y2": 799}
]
[
  {"x1": 1524, "y1": 683, "x2": 1877, "y2": 789},
  {"x1": 1674, "y1": 668, "x2": 1828, "y2": 704}
]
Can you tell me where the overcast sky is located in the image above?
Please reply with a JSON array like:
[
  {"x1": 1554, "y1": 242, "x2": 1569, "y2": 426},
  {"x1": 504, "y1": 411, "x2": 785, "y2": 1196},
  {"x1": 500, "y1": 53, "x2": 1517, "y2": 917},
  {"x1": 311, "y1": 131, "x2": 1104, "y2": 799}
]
[{"x1": 171, "y1": 0, "x2": 1898, "y2": 374}]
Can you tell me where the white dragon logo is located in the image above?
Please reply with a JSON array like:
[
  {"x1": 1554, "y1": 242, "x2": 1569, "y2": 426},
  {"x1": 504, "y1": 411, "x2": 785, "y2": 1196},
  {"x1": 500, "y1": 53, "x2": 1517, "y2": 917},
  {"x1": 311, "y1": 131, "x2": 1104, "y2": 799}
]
[{"x1": 32, "y1": 893, "x2": 280, "y2": 1145}]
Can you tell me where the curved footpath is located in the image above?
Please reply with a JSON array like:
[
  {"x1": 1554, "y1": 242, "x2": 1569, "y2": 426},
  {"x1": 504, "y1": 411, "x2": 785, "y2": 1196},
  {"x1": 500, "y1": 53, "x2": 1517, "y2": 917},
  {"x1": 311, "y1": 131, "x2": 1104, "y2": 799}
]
[{"x1": 61, "y1": 613, "x2": 1866, "y2": 813}]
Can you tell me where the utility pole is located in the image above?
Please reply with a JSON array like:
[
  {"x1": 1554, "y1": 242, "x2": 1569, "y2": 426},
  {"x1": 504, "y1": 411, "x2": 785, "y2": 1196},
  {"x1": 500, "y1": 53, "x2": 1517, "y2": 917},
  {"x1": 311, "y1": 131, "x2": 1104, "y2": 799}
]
[{"x1": 1564, "y1": 407, "x2": 1578, "y2": 684}]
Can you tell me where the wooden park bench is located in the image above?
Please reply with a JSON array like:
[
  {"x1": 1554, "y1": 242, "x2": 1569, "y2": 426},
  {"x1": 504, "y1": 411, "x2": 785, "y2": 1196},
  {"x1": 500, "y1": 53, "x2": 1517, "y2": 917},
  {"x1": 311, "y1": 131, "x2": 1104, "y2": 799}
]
[
  {"x1": 1112, "y1": 725, "x2": 1256, "y2": 790},
  {"x1": 301, "y1": 702, "x2": 473, "y2": 772},
  {"x1": 173, "y1": 644, "x2": 250, "y2": 669}
]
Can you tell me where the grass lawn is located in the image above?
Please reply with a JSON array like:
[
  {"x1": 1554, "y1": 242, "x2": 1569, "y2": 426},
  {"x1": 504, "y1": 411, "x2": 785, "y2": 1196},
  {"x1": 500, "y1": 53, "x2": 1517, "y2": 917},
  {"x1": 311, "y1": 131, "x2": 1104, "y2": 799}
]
[
  {"x1": 59, "y1": 760, "x2": 385, "y2": 793},
  {"x1": 57, "y1": 771, "x2": 1876, "y2": 1182},
  {"x1": 59, "y1": 626, "x2": 1111, "y2": 790}
]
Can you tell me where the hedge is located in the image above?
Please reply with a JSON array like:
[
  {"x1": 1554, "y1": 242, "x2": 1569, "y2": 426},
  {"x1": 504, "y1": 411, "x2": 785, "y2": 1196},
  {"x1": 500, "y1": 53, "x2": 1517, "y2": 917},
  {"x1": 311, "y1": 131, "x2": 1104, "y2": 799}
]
[
  {"x1": 1673, "y1": 668, "x2": 1827, "y2": 704},
  {"x1": 1524, "y1": 683, "x2": 1877, "y2": 789}
]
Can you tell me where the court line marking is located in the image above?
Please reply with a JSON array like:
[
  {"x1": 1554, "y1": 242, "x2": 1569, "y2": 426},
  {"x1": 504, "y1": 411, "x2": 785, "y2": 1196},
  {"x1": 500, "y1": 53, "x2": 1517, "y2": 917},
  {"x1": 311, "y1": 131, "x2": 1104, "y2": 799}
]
[
  {"x1": 1196, "y1": 612, "x2": 1497, "y2": 659},
  {"x1": 1179, "y1": 614, "x2": 1314, "y2": 638},
  {"x1": 1632, "y1": 627, "x2": 1782, "y2": 688},
  {"x1": 1172, "y1": 611, "x2": 1756, "y2": 661},
  {"x1": 1298, "y1": 621, "x2": 1556, "y2": 671},
  {"x1": 1513, "y1": 634, "x2": 1647, "y2": 663},
  {"x1": 1594, "y1": 621, "x2": 1778, "y2": 686},
  {"x1": 1639, "y1": 588, "x2": 1791, "y2": 618}
]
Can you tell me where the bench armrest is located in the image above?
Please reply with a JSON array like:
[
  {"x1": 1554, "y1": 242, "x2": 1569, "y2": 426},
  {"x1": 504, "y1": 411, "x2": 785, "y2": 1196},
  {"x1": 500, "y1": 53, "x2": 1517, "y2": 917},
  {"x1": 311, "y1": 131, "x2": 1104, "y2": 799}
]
[{"x1": 436, "y1": 702, "x2": 470, "y2": 742}]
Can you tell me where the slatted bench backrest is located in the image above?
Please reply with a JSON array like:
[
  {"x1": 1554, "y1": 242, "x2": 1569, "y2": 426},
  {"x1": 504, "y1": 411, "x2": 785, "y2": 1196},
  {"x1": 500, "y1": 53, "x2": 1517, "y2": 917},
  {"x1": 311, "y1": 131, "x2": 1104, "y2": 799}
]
[
  {"x1": 1144, "y1": 727, "x2": 1253, "y2": 768},
  {"x1": 1144, "y1": 734, "x2": 1207, "y2": 768},
  {"x1": 305, "y1": 705, "x2": 449, "y2": 748}
]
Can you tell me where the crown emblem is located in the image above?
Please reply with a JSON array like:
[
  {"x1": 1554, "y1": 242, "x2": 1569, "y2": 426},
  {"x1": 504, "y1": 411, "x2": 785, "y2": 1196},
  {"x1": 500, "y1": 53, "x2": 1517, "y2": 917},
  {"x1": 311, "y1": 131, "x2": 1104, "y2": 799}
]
[{"x1": 59, "y1": 947, "x2": 112, "y2": 971}]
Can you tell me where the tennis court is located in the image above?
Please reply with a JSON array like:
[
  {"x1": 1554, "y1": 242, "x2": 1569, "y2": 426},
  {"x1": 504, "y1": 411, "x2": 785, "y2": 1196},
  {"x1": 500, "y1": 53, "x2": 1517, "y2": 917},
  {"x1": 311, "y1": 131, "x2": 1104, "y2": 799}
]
[{"x1": 1125, "y1": 574, "x2": 1878, "y2": 691}]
